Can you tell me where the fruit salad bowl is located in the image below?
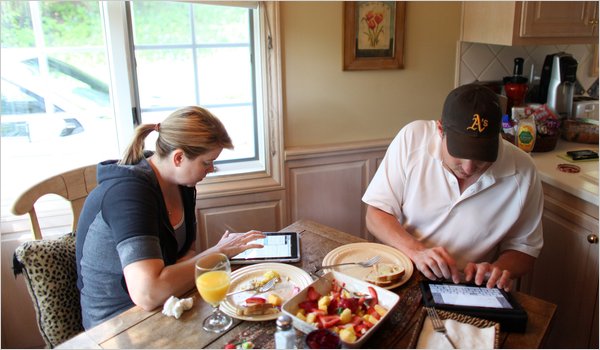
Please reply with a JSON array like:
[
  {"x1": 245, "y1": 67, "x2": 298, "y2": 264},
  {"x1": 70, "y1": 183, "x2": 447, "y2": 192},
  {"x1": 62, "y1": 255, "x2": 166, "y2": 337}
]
[{"x1": 281, "y1": 271, "x2": 400, "y2": 348}]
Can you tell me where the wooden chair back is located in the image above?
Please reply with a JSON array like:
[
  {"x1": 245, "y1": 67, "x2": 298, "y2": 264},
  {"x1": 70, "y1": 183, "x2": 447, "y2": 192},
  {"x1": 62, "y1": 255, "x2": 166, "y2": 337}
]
[{"x1": 11, "y1": 164, "x2": 97, "y2": 240}]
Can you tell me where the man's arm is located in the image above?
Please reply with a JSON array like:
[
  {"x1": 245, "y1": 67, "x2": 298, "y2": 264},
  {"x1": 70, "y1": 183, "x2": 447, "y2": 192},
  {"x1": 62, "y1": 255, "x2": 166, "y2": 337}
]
[{"x1": 366, "y1": 205, "x2": 460, "y2": 283}]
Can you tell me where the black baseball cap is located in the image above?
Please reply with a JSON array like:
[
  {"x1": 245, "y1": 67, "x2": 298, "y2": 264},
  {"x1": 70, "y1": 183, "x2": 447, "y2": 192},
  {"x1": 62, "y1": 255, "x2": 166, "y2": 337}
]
[{"x1": 441, "y1": 84, "x2": 502, "y2": 162}]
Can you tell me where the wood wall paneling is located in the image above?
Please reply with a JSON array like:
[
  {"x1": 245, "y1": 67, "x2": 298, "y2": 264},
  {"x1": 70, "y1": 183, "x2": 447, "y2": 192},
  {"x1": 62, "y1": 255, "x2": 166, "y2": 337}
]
[
  {"x1": 195, "y1": 191, "x2": 285, "y2": 251},
  {"x1": 285, "y1": 141, "x2": 389, "y2": 240}
]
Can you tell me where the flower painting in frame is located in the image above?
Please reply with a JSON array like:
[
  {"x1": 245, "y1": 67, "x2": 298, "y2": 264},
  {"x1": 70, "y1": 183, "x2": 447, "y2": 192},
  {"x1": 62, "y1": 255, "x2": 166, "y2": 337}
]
[{"x1": 343, "y1": 1, "x2": 406, "y2": 71}]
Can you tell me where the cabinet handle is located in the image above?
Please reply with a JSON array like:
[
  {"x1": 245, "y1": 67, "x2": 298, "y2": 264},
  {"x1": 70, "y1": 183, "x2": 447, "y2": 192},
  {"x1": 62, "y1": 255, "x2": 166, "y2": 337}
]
[{"x1": 587, "y1": 234, "x2": 598, "y2": 244}]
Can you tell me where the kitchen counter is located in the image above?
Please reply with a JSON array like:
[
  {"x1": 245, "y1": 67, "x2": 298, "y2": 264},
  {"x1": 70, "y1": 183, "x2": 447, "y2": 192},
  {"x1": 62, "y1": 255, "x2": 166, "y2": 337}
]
[{"x1": 530, "y1": 140, "x2": 599, "y2": 206}]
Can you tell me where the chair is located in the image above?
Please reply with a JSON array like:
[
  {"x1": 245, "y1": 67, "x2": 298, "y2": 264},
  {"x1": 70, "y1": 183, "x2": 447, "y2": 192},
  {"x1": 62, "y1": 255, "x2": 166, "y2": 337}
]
[{"x1": 12, "y1": 164, "x2": 97, "y2": 348}]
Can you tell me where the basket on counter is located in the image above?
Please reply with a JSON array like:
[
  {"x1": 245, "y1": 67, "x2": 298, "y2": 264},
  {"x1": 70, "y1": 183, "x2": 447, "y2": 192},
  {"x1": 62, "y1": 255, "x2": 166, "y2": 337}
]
[
  {"x1": 533, "y1": 133, "x2": 560, "y2": 152},
  {"x1": 501, "y1": 132, "x2": 560, "y2": 152},
  {"x1": 560, "y1": 120, "x2": 599, "y2": 144}
]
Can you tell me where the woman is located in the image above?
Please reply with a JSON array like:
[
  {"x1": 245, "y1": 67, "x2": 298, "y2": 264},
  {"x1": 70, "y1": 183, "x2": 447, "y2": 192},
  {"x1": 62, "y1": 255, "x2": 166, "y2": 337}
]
[{"x1": 75, "y1": 106, "x2": 265, "y2": 329}]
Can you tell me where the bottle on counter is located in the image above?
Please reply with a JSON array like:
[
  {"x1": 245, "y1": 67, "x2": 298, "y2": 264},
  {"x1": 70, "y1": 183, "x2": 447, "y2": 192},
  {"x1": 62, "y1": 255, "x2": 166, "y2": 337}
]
[
  {"x1": 274, "y1": 315, "x2": 296, "y2": 349},
  {"x1": 516, "y1": 109, "x2": 536, "y2": 153}
]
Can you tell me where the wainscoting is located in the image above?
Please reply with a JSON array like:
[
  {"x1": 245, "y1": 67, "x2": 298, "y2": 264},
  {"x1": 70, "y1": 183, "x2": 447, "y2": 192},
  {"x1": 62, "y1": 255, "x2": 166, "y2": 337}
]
[{"x1": 285, "y1": 139, "x2": 389, "y2": 240}]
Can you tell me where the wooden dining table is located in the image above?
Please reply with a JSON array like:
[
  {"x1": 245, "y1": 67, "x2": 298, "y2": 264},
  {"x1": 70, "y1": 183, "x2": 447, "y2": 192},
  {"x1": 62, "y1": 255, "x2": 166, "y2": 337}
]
[{"x1": 58, "y1": 219, "x2": 556, "y2": 349}]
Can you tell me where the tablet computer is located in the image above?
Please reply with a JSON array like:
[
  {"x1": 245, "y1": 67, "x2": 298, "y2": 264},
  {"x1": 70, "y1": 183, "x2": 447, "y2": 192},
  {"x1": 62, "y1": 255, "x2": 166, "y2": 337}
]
[
  {"x1": 230, "y1": 231, "x2": 301, "y2": 265},
  {"x1": 420, "y1": 280, "x2": 527, "y2": 332}
]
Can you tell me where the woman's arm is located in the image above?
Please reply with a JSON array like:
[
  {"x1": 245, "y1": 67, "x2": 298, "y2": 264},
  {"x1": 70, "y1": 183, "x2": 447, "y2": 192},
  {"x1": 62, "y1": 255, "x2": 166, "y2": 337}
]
[{"x1": 123, "y1": 230, "x2": 265, "y2": 311}]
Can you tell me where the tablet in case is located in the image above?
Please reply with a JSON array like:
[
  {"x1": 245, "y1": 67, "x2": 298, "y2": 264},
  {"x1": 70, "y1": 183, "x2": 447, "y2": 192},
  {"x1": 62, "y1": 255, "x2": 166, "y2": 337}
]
[
  {"x1": 420, "y1": 281, "x2": 528, "y2": 332},
  {"x1": 230, "y1": 232, "x2": 301, "y2": 264}
]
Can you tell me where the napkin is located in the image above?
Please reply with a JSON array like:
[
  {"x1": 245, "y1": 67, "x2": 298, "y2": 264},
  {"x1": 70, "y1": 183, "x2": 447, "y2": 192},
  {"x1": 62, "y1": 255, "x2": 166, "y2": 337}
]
[
  {"x1": 162, "y1": 296, "x2": 194, "y2": 319},
  {"x1": 416, "y1": 316, "x2": 495, "y2": 349}
]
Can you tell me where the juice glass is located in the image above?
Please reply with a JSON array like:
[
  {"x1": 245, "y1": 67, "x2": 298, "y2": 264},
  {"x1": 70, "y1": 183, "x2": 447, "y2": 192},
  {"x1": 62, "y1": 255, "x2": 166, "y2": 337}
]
[{"x1": 195, "y1": 253, "x2": 232, "y2": 333}]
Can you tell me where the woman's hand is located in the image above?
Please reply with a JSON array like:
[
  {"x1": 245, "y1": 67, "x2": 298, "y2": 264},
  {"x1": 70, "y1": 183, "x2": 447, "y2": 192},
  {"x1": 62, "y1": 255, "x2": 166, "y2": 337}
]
[
  {"x1": 463, "y1": 262, "x2": 513, "y2": 292},
  {"x1": 214, "y1": 230, "x2": 266, "y2": 258}
]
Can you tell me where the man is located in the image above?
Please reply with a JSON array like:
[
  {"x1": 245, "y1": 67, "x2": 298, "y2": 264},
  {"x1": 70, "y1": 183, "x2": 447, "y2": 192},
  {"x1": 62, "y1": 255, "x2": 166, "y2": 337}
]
[{"x1": 362, "y1": 84, "x2": 543, "y2": 291}]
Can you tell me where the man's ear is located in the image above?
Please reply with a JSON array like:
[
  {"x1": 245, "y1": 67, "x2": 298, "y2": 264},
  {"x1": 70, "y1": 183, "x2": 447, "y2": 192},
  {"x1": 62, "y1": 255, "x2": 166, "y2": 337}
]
[{"x1": 436, "y1": 120, "x2": 444, "y2": 137}]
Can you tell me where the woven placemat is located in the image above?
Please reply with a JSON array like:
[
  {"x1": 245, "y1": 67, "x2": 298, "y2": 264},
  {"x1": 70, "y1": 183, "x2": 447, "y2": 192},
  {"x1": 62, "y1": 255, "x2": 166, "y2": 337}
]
[{"x1": 408, "y1": 307, "x2": 500, "y2": 349}]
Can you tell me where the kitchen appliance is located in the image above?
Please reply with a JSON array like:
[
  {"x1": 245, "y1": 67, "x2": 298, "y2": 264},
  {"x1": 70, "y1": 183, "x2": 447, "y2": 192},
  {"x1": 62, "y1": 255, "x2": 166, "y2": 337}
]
[
  {"x1": 503, "y1": 57, "x2": 528, "y2": 114},
  {"x1": 538, "y1": 52, "x2": 578, "y2": 118},
  {"x1": 572, "y1": 97, "x2": 599, "y2": 121}
]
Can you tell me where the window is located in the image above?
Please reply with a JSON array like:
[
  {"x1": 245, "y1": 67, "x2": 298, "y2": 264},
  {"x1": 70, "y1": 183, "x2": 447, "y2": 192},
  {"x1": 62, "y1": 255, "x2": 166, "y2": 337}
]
[{"x1": 0, "y1": 1, "x2": 283, "y2": 234}]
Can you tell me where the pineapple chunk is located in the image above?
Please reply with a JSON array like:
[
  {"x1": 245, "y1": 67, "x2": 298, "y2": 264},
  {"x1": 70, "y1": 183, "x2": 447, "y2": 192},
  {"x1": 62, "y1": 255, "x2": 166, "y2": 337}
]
[
  {"x1": 339, "y1": 327, "x2": 357, "y2": 343},
  {"x1": 364, "y1": 314, "x2": 378, "y2": 325},
  {"x1": 261, "y1": 270, "x2": 280, "y2": 285},
  {"x1": 339, "y1": 308, "x2": 352, "y2": 324},
  {"x1": 296, "y1": 310, "x2": 307, "y2": 321},
  {"x1": 317, "y1": 295, "x2": 331, "y2": 311},
  {"x1": 306, "y1": 312, "x2": 317, "y2": 324},
  {"x1": 267, "y1": 293, "x2": 283, "y2": 306},
  {"x1": 374, "y1": 304, "x2": 387, "y2": 317}
]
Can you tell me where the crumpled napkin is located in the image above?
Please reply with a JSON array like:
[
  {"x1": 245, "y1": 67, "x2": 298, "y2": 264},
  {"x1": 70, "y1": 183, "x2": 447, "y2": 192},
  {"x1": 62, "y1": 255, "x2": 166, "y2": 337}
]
[
  {"x1": 162, "y1": 296, "x2": 194, "y2": 319},
  {"x1": 416, "y1": 316, "x2": 495, "y2": 349}
]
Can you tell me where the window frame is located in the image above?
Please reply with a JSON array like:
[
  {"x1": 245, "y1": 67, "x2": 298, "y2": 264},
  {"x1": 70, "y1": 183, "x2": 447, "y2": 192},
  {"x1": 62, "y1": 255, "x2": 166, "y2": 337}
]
[{"x1": 0, "y1": 1, "x2": 283, "y2": 235}]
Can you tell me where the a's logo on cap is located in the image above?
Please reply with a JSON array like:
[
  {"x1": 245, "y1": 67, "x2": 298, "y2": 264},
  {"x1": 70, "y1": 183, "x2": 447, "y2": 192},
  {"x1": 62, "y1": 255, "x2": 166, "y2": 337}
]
[{"x1": 466, "y1": 113, "x2": 488, "y2": 133}]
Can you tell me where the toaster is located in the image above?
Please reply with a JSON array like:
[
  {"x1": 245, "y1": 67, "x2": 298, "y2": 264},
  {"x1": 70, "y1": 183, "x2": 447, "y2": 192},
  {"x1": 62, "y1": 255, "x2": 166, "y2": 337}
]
[{"x1": 572, "y1": 97, "x2": 599, "y2": 121}]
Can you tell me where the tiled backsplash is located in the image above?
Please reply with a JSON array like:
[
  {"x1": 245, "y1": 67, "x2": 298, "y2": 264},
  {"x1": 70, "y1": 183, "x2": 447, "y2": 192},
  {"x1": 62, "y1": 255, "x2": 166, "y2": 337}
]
[{"x1": 458, "y1": 42, "x2": 598, "y2": 98}]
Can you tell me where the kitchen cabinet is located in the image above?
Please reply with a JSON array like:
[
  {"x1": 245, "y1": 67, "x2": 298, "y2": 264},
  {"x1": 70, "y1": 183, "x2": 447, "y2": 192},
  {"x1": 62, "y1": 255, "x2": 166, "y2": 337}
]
[
  {"x1": 462, "y1": 1, "x2": 599, "y2": 46},
  {"x1": 519, "y1": 183, "x2": 598, "y2": 348}
]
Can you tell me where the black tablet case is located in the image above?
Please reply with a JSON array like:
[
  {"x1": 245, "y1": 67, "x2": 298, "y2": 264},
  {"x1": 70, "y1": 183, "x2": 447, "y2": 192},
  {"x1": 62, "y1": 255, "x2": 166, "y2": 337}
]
[{"x1": 420, "y1": 281, "x2": 528, "y2": 332}]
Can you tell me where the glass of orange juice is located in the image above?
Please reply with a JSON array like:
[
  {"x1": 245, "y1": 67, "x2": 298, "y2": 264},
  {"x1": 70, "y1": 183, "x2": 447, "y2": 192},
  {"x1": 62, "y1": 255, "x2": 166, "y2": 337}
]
[{"x1": 195, "y1": 253, "x2": 232, "y2": 333}]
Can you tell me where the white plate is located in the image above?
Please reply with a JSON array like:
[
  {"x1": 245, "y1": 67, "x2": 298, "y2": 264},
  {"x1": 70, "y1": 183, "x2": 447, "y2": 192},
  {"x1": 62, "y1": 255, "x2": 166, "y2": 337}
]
[
  {"x1": 220, "y1": 263, "x2": 313, "y2": 321},
  {"x1": 322, "y1": 243, "x2": 413, "y2": 289}
]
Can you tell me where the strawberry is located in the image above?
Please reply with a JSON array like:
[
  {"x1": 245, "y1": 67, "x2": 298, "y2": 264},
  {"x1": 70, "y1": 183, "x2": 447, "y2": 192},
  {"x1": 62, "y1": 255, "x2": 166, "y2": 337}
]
[
  {"x1": 367, "y1": 286, "x2": 378, "y2": 305},
  {"x1": 318, "y1": 315, "x2": 341, "y2": 329},
  {"x1": 307, "y1": 286, "x2": 321, "y2": 301},
  {"x1": 244, "y1": 297, "x2": 266, "y2": 305}
]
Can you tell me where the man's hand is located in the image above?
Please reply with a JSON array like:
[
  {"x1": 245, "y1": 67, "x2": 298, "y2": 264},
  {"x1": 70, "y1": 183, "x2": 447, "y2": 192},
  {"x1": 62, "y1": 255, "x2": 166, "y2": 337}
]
[
  {"x1": 412, "y1": 246, "x2": 461, "y2": 283},
  {"x1": 463, "y1": 262, "x2": 513, "y2": 291}
]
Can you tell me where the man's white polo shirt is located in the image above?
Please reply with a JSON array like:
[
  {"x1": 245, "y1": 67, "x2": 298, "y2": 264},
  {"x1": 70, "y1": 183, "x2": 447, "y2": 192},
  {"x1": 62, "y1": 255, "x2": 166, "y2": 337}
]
[{"x1": 362, "y1": 120, "x2": 543, "y2": 269}]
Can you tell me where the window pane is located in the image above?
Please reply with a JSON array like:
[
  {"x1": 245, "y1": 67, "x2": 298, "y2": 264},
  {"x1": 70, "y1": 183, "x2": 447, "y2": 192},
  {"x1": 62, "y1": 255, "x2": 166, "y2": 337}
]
[
  {"x1": 1, "y1": 1, "x2": 119, "y2": 222},
  {"x1": 131, "y1": 1, "x2": 191, "y2": 45},
  {"x1": 193, "y1": 4, "x2": 249, "y2": 44},
  {"x1": 197, "y1": 47, "x2": 253, "y2": 105},
  {"x1": 132, "y1": 2, "x2": 259, "y2": 165},
  {"x1": 135, "y1": 49, "x2": 196, "y2": 109}
]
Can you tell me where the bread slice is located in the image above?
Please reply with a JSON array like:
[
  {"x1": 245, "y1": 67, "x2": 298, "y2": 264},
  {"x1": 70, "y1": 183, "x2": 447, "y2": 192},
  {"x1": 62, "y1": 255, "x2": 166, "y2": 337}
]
[
  {"x1": 236, "y1": 302, "x2": 278, "y2": 316},
  {"x1": 364, "y1": 263, "x2": 405, "y2": 287}
]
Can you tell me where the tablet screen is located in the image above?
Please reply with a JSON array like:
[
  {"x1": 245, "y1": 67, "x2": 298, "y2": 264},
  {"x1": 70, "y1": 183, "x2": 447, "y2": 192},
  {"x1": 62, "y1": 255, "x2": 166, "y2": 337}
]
[
  {"x1": 428, "y1": 283, "x2": 513, "y2": 309},
  {"x1": 230, "y1": 232, "x2": 300, "y2": 264}
]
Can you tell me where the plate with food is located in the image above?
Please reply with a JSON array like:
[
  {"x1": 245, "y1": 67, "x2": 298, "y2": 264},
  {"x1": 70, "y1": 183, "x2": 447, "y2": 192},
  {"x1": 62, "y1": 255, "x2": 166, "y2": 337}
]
[
  {"x1": 321, "y1": 243, "x2": 413, "y2": 289},
  {"x1": 220, "y1": 263, "x2": 313, "y2": 321}
]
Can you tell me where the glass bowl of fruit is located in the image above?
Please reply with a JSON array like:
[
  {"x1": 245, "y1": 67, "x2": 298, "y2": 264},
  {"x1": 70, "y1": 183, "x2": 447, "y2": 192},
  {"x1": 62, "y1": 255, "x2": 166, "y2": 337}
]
[{"x1": 281, "y1": 271, "x2": 400, "y2": 348}]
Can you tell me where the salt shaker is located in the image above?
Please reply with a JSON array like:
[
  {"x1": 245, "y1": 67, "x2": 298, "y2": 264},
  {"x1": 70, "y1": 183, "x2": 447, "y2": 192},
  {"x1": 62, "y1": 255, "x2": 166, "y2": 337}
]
[{"x1": 275, "y1": 314, "x2": 296, "y2": 349}]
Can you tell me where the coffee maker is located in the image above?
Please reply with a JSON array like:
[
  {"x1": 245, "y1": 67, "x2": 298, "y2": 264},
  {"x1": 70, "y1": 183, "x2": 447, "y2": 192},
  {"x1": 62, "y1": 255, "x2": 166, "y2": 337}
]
[{"x1": 538, "y1": 52, "x2": 578, "y2": 118}]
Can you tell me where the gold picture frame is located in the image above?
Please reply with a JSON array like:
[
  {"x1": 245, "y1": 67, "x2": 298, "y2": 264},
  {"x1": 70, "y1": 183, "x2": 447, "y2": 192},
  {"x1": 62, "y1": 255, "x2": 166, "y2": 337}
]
[{"x1": 343, "y1": 1, "x2": 406, "y2": 71}]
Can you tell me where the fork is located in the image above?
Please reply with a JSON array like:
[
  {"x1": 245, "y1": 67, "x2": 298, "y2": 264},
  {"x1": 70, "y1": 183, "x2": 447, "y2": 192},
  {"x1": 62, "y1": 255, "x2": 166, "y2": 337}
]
[
  {"x1": 226, "y1": 277, "x2": 277, "y2": 296},
  {"x1": 315, "y1": 255, "x2": 381, "y2": 273},
  {"x1": 427, "y1": 307, "x2": 458, "y2": 349}
]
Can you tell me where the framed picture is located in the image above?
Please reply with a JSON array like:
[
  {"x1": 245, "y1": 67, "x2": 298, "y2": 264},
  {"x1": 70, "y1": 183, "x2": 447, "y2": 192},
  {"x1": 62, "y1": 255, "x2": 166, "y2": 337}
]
[{"x1": 343, "y1": 1, "x2": 406, "y2": 71}]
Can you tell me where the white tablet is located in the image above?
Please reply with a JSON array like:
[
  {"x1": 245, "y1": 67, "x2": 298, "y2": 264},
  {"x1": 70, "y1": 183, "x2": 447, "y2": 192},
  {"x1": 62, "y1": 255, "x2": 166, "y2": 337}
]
[{"x1": 230, "y1": 232, "x2": 301, "y2": 265}]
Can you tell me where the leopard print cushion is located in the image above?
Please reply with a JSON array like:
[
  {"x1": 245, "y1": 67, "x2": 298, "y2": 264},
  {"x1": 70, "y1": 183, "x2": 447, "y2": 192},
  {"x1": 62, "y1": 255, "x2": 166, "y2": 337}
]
[{"x1": 13, "y1": 232, "x2": 83, "y2": 348}]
